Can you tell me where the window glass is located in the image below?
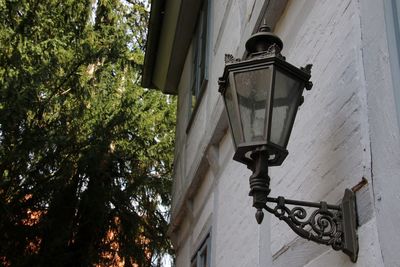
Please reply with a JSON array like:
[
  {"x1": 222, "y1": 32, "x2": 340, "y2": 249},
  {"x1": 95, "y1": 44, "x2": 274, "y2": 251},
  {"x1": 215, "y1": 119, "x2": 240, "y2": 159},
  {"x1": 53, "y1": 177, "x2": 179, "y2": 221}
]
[
  {"x1": 191, "y1": 234, "x2": 211, "y2": 267},
  {"x1": 384, "y1": 0, "x2": 400, "y2": 130},
  {"x1": 190, "y1": 0, "x2": 209, "y2": 112}
]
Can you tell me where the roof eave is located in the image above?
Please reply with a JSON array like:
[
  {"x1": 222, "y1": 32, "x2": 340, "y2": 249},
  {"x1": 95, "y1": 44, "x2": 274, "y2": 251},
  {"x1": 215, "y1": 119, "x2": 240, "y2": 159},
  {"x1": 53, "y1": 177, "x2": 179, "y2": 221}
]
[
  {"x1": 141, "y1": 0, "x2": 165, "y2": 90},
  {"x1": 142, "y1": 0, "x2": 203, "y2": 95}
]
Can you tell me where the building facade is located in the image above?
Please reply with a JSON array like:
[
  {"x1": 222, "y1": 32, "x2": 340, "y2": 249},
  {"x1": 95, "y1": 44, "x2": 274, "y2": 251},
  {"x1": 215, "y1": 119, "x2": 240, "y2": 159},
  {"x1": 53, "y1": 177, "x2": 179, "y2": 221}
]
[{"x1": 142, "y1": 0, "x2": 400, "y2": 266}]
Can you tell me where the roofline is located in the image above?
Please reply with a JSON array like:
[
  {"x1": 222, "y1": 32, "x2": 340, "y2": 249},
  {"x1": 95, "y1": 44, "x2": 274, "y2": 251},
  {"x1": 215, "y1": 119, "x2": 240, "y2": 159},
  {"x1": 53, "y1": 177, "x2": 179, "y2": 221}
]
[
  {"x1": 141, "y1": 0, "x2": 203, "y2": 95},
  {"x1": 141, "y1": 0, "x2": 165, "y2": 89}
]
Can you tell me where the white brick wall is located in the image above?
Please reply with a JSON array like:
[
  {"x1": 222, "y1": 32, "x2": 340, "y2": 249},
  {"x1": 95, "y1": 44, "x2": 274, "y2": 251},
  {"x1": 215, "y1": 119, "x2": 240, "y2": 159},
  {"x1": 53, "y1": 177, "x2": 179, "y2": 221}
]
[
  {"x1": 170, "y1": 0, "x2": 399, "y2": 266},
  {"x1": 270, "y1": 0, "x2": 372, "y2": 258}
]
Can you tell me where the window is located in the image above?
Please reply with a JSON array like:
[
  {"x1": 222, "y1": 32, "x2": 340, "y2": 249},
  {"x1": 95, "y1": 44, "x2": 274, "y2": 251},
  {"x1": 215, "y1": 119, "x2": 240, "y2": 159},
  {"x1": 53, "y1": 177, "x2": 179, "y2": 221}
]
[
  {"x1": 384, "y1": 0, "x2": 400, "y2": 130},
  {"x1": 190, "y1": 0, "x2": 209, "y2": 112},
  {"x1": 191, "y1": 234, "x2": 211, "y2": 267}
]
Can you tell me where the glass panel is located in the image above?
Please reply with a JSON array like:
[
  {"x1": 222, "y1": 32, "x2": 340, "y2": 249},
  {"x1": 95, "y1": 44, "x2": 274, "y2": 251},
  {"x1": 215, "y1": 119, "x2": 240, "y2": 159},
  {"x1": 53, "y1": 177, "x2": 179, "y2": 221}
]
[
  {"x1": 234, "y1": 67, "x2": 273, "y2": 143},
  {"x1": 200, "y1": 247, "x2": 208, "y2": 267},
  {"x1": 270, "y1": 69, "x2": 303, "y2": 147},
  {"x1": 191, "y1": 34, "x2": 199, "y2": 111},
  {"x1": 384, "y1": 0, "x2": 400, "y2": 131},
  {"x1": 190, "y1": 0, "x2": 209, "y2": 113},
  {"x1": 191, "y1": 235, "x2": 211, "y2": 267},
  {"x1": 199, "y1": 1, "x2": 208, "y2": 83},
  {"x1": 224, "y1": 81, "x2": 242, "y2": 147}
]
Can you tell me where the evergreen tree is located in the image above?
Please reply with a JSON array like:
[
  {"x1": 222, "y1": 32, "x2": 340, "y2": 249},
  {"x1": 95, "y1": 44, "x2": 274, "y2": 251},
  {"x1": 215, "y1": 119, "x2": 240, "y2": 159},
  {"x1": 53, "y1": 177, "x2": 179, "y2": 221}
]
[{"x1": 0, "y1": 0, "x2": 175, "y2": 266}]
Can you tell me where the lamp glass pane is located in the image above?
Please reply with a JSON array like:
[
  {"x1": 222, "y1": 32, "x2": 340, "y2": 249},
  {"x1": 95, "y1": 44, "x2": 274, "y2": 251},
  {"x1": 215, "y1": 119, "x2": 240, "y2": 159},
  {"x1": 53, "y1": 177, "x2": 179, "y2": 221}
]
[
  {"x1": 270, "y1": 69, "x2": 303, "y2": 147},
  {"x1": 224, "y1": 81, "x2": 242, "y2": 147},
  {"x1": 234, "y1": 67, "x2": 272, "y2": 143}
]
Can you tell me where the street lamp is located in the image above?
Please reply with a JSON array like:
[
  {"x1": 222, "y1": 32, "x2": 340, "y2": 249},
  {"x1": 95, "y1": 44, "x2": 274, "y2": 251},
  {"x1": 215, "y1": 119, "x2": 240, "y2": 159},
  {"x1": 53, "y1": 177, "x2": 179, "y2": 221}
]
[{"x1": 218, "y1": 24, "x2": 359, "y2": 262}]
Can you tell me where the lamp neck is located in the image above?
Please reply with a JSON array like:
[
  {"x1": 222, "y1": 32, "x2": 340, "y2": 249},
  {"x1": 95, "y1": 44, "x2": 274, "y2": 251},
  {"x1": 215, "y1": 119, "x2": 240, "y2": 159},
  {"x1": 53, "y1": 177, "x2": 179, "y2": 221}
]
[{"x1": 248, "y1": 147, "x2": 270, "y2": 224}]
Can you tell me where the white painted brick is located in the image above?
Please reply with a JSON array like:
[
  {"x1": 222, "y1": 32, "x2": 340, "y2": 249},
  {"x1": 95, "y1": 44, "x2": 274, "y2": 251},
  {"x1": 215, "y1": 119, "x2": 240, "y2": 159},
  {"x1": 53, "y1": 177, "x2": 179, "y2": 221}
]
[{"x1": 170, "y1": 0, "x2": 397, "y2": 266}]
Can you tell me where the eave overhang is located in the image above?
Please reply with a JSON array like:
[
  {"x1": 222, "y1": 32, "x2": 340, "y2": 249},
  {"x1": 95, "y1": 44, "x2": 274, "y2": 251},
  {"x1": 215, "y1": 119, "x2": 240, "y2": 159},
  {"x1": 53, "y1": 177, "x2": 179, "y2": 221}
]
[
  {"x1": 141, "y1": 0, "x2": 165, "y2": 90},
  {"x1": 142, "y1": 0, "x2": 203, "y2": 94}
]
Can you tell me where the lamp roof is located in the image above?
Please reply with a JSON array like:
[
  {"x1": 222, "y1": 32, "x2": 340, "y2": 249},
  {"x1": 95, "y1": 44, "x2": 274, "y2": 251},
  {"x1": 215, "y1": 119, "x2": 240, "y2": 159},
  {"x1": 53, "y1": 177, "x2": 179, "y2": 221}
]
[{"x1": 245, "y1": 24, "x2": 283, "y2": 54}]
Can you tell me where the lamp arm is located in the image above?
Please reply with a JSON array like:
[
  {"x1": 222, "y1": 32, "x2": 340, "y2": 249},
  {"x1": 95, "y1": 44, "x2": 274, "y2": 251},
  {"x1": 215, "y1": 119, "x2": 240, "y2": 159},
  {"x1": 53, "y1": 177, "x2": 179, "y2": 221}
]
[
  {"x1": 246, "y1": 149, "x2": 358, "y2": 261},
  {"x1": 264, "y1": 197, "x2": 342, "y2": 248},
  {"x1": 262, "y1": 190, "x2": 358, "y2": 262}
]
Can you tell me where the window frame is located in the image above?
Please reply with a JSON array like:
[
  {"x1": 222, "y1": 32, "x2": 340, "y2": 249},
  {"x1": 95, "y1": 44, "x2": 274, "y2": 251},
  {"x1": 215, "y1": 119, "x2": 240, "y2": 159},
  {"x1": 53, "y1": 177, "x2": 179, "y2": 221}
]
[
  {"x1": 190, "y1": 233, "x2": 211, "y2": 267},
  {"x1": 384, "y1": 0, "x2": 400, "y2": 130},
  {"x1": 187, "y1": 0, "x2": 210, "y2": 132}
]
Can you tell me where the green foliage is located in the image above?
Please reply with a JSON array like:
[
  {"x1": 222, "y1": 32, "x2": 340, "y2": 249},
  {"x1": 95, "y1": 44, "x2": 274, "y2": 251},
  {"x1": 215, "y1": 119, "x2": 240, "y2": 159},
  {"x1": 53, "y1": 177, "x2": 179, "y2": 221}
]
[{"x1": 0, "y1": 0, "x2": 176, "y2": 266}]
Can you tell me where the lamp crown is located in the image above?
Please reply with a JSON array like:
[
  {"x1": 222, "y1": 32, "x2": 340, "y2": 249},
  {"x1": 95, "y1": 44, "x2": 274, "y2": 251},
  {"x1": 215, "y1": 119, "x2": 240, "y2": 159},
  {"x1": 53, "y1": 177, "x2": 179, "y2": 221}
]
[
  {"x1": 259, "y1": 24, "x2": 271, "y2": 32},
  {"x1": 245, "y1": 24, "x2": 283, "y2": 55}
]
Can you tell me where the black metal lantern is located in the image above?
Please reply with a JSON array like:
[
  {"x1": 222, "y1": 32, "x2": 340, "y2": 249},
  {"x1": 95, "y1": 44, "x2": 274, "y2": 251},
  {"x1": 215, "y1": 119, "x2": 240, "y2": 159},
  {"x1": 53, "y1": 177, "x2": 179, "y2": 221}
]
[
  {"x1": 218, "y1": 25, "x2": 359, "y2": 262},
  {"x1": 219, "y1": 25, "x2": 312, "y2": 166}
]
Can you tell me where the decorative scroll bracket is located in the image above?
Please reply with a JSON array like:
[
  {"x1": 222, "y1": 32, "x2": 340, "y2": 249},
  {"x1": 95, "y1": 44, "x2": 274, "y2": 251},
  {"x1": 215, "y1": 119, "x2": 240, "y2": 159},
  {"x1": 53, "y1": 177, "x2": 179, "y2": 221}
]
[
  {"x1": 246, "y1": 149, "x2": 358, "y2": 262},
  {"x1": 263, "y1": 189, "x2": 359, "y2": 262}
]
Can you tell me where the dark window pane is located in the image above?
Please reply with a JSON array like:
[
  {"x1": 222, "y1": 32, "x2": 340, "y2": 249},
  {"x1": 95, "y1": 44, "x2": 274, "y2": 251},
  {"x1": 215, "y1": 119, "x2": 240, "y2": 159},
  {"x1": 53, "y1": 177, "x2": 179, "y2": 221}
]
[
  {"x1": 190, "y1": 0, "x2": 208, "y2": 114},
  {"x1": 199, "y1": 5, "x2": 208, "y2": 84},
  {"x1": 191, "y1": 234, "x2": 211, "y2": 267},
  {"x1": 200, "y1": 248, "x2": 207, "y2": 267}
]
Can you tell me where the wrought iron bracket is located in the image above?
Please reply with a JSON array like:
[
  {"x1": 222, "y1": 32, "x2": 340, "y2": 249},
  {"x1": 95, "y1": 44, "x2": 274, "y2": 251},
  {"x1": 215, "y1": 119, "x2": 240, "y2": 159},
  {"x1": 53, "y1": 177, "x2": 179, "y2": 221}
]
[
  {"x1": 262, "y1": 190, "x2": 358, "y2": 262},
  {"x1": 247, "y1": 149, "x2": 358, "y2": 262}
]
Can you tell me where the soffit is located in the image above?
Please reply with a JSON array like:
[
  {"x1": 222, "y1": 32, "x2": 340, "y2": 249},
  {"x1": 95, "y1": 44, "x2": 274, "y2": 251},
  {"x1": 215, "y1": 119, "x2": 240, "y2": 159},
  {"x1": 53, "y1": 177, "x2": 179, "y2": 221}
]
[{"x1": 142, "y1": 0, "x2": 203, "y2": 94}]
